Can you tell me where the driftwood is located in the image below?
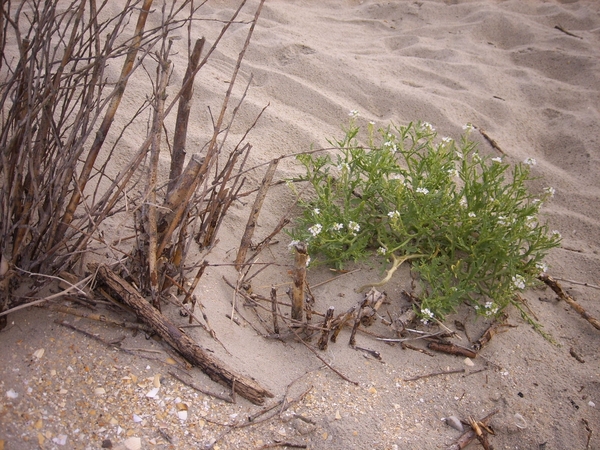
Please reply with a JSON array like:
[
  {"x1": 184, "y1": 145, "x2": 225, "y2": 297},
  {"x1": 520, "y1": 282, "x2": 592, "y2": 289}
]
[
  {"x1": 427, "y1": 341, "x2": 477, "y2": 359},
  {"x1": 539, "y1": 274, "x2": 600, "y2": 331},
  {"x1": 92, "y1": 264, "x2": 273, "y2": 405}
]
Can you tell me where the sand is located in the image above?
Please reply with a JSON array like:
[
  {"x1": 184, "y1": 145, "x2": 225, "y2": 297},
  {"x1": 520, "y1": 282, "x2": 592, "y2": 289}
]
[{"x1": 1, "y1": 0, "x2": 599, "y2": 449}]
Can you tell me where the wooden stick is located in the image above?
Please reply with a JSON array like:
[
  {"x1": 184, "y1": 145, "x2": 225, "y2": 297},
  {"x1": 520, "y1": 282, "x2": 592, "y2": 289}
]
[
  {"x1": 428, "y1": 341, "x2": 477, "y2": 358},
  {"x1": 270, "y1": 286, "x2": 279, "y2": 335},
  {"x1": 291, "y1": 242, "x2": 308, "y2": 322},
  {"x1": 318, "y1": 306, "x2": 335, "y2": 350},
  {"x1": 539, "y1": 274, "x2": 600, "y2": 331},
  {"x1": 54, "y1": 0, "x2": 154, "y2": 244},
  {"x1": 52, "y1": 305, "x2": 151, "y2": 333},
  {"x1": 555, "y1": 24, "x2": 583, "y2": 39},
  {"x1": 349, "y1": 297, "x2": 369, "y2": 347},
  {"x1": 235, "y1": 157, "x2": 280, "y2": 270},
  {"x1": 147, "y1": 41, "x2": 171, "y2": 308},
  {"x1": 474, "y1": 125, "x2": 506, "y2": 155},
  {"x1": 92, "y1": 264, "x2": 273, "y2": 405},
  {"x1": 403, "y1": 368, "x2": 465, "y2": 382},
  {"x1": 168, "y1": 37, "x2": 205, "y2": 193}
]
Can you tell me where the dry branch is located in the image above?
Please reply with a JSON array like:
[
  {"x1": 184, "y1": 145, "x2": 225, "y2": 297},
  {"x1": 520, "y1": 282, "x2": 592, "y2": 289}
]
[
  {"x1": 54, "y1": 0, "x2": 154, "y2": 245},
  {"x1": 539, "y1": 274, "x2": 600, "y2": 331},
  {"x1": 473, "y1": 315, "x2": 512, "y2": 351},
  {"x1": 428, "y1": 341, "x2": 477, "y2": 358},
  {"x1": 93, "y1": 264, "x2": 273, "y2": 405},
  {"x1": 235, "y1": 157, "x2": 280, "y2": 270},
  {"x1": 168, "y1": 37, "x2": 205, "y2": 193}
]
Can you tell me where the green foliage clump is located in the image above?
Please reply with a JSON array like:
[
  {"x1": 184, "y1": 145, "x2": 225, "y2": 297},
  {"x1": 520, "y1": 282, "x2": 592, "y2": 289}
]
[{"x1": 291, "y1": 118, "x2": 561, "y2": 321}]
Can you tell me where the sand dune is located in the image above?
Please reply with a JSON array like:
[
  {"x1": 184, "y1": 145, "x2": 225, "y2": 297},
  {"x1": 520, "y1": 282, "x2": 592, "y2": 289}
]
[{"x1": 1, "y1": 1, "x2": 599, "y2": 449}]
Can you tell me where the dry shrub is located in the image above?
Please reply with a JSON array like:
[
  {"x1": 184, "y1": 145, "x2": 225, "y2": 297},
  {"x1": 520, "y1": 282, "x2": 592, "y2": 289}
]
[{"x1": 0, "y1": 0, "x2": 268, "y2": 320}]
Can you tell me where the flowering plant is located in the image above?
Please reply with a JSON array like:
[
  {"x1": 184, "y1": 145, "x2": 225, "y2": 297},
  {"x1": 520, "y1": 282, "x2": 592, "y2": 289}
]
[{"x1": 291, "y1": 117, "x2": 561, "y2": 321}]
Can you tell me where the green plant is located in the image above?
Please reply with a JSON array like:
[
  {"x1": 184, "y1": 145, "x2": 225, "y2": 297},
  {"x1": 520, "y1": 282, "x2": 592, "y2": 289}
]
[{"x1": 291, "y1": 115, "x2": 561, "y2": 322}]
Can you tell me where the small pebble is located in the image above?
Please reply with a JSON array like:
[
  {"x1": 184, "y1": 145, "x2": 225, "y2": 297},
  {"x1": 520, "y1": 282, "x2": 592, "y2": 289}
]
[
  {"x1": 6, "y1": 389, "x2": 18, "y2": 399},
  {"x1": 588, "y1": 401, "x2": 595, "y2": 408},
  {"x1": 443, "y1": 416, "x2": 464, "y2": 432}
]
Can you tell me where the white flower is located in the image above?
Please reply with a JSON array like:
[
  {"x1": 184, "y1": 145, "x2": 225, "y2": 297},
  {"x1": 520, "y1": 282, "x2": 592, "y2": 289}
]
[
  {"x1": 544, "y1": 187, "x2": 556, "y2": 198},
  {"x1": 491, "y1": 157, "x2": 502, "y2": 163},
  {"x1": 462, "y1": 123, "x2": 474, "y2": 132},
  {"x1": 377, "y1": 246, "x2": 387, "y2": 256},
  {"x1": 536, "y1": 262, "x2": 548, "y2": 274},
  {"x1": 331, "y1": 223, "x2": 344, "y2": 231},
  {"x1": 389, "y1": 173, "x2": 402, "y2": 180},
  {"x1": 388, "y1": 210, "x2": 400, "y2": 219},
  {"x1": 422, "y1": 122, "x2": 434, "y2": 132},
  {"x1": 512, "y1": 275, "x2": 526, "y2": 290},
  {"x1": 484, "y1": 301, "x2": 499, "y2": 315},
  {"x1": 551, "y1": 230, "x2": 562, "y2": 239},
  {"x1": 442, "y1": 136, "x2": 452, "y2": 144},
  {"x1": 308, "y1": 224, "x2": 322, "y2": 237},
  {"x1": 455, "y1": 151, "x2": 464, "y2": 160},
  {"x1": 313, "y1": 208, "x2": 320, "y2": 215},
  {"x1": 337, "y1": 162, "x2": 350, "y2": 171},
  {"x1": 420, "y1": 308, "x2": 434, "y2": 324},
  {"x1": 468, "y1": 212, "x2": 476, "y2": 218},
  {"x1": 369, "y1": 121, "x2": 376, "y2": 126},
  {"x1": 459, "y1": 197, "x2": 467, "y2": 207},
  {"x1": 348, "y1": 221, "x2": 360, "y2": 234},
  {"x1": 416, "y1": 187, "x2": 429, "y2": 195},
  {"x1": 526, "y1": 216, "x2": 537, "y2": 229},
  {"x1": 524, "y1": 157, "x2": 537, "y2": 166},
  {"x1": 497, "y1": 215, "x2": 508, "y2": 226},
  {"x1": 349, "y1": 109, "x2": 359, "y2": 118},
  {"x1": 421, "y1": 308, "x2": 434, "y2": 318},
  {"x1": 472, "y1": 153, "x2": 481, "y2": 162},
  {"x1": 447, "y1": 168, "x2": 459, "y2": 177}
]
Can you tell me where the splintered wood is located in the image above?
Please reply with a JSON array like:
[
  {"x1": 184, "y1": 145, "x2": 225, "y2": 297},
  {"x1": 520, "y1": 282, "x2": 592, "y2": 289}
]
[{"x1": 291, "y1": 242, "x2": 309, "y2": 322}]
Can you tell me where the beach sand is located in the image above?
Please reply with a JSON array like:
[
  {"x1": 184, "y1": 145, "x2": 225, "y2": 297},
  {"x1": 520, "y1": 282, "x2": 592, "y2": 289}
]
[{"x1": 1, "y1": 1, "x2": 599, "y2": 448}]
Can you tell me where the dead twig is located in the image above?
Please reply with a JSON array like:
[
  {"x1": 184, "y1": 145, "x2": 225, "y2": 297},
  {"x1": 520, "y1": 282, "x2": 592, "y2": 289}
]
[
  {"x1": 474, "y1": 125, "x2": 506, "y2": 155},
  {"x1": 168, "y1": 370, "x2": 234, "y2": 404},
  {"x1": 235, "y1": 157, "x2": 280, "y2": 270},
  {"x1": 52, "y1": 305, "x2": 151, "y2": 333},
  {"x1": 427, "y1": 341, "x2": 477, "y2": 358},
  {"x1": 473, "y1": 315, "x2": 513, "y2": 351},
  {"x1": 446, "y1": 410, "x2": 498, "y2": 450},
  {"x1": 403, "y1": 368, "x2": 465, "y2": 382},
  {"x1": 539, "y1": 274, "x2": 600, "y2": 331},
  {"x1": 555, "y1": 24, "x2": 583, "y2": 39}
]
